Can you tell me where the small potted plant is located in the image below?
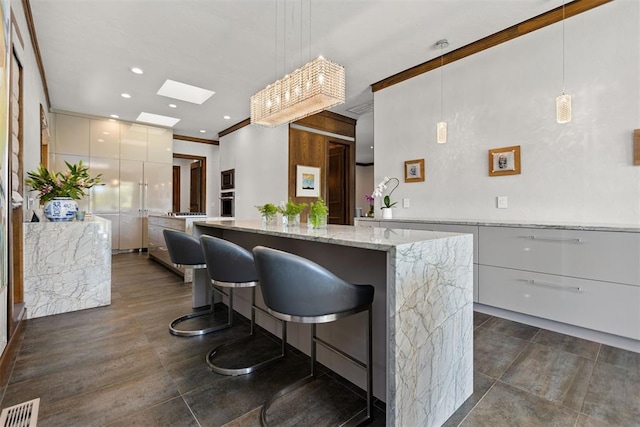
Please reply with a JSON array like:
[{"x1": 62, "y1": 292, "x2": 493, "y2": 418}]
[
  {"x1": 308, "y1": 196, "x2": 329, "y2": 229},
  {"x1": 256, "y1": 203, "x2": 278, "y2": 226},
  {"x1": 25, "y1": 160, "x2": 102, "y2": 222},
  {"x1": 278, "y1": 198, "x2": 307, "y2": 227}
]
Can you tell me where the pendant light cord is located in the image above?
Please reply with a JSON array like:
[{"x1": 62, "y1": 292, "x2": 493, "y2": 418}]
[
  {"x1": 440, "y1": 52, "x2": 444, "y2": 121},
  {"x1": 561, "y1": 0, "x2": 566, "y2": 94}
]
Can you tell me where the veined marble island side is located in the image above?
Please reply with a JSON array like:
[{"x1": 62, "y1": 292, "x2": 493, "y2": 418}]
[
  {"x1": 23, "y1": 216, "x2": 111, "y2": 319},
  {"x1": 193, "y1": 220, "x2": 474, "y2": 426}
]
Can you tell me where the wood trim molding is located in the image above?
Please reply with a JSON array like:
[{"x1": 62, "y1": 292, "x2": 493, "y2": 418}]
[
  {"x1": 21, "y1": 0, "x2": 51, "y2": 109},
  {"x1": 173, "y1": 134, "x2": 219, "y2": 145},
  {"x1": 10, "y1": 12, "x2": 24, "y2": 49},
  {"x1": 218, "y1": 118, "x2": 251, "y2": 138},
  {"x1": 0, "y1": 311, "x2": 25, "y2": 387},
  {"x1": 372, "y1": 0, "x2": 613, "y2": 93}
]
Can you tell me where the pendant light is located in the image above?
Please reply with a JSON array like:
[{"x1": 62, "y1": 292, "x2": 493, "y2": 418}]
[
  {"x1": 556, "y1": 1, "x2": 571, "y2": 124},
  {"x1": 436, "y1": 39, "x2": 449, "y2": 144}
]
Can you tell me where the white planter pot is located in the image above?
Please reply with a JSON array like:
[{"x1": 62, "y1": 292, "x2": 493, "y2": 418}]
[
  {"x1": 381, "y1": 207, "x2": 393, "y2": 219},
  {"x1": 43, "y1": 197, "x2": 78, "y2": 222}
]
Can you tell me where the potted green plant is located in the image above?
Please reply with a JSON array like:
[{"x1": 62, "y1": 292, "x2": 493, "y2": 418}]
[
  {"x1": 278, "y1": 198, "x2": 307, "y2": 227},
  {"x1": 308, "y1": 196, "x2": 329, "y2": 228},
  {"x1": 256, "y1": 203, "x2": 279, "y2": 226},
  {"x1": 25, "y1": 160, "x2": 102, "y2": 222}
]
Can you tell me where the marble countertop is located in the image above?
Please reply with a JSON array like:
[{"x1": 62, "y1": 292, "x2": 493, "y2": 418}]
[
  {"x1": 24, "y1": 215, "x2": 110, "y2": 226},
  {"x1": 356, "y1": 217, "x2": 640, "y2": 233},
  {"x1": 194, "y1": 219, "x2": 468, "y2": 251}
]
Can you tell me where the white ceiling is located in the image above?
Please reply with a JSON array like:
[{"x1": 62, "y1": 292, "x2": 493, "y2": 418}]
[{"x1": 30, "y1": 0, "x2": 564, "y2": 163}]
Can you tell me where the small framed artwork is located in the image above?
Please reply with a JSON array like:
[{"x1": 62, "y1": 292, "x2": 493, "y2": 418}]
[
  {"x1": 296, "y1": 165, "x2": 321, "y2": 197},
  {"x1": 404, "y1": 158, "x2": 425, "y2": 182},
  {"x1": 488, "y1": 145, "x2": 521, "y2": 177}
]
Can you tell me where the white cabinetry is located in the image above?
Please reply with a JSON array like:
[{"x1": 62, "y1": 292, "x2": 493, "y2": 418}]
[
  {"x1": 50, "y1": 113, "x2": 173, "y2": 251},
  {"x1": 119, "y1": 161, "x2": 172, "y2": 250},
  {"x1": 478, "y1": 226, "x2": 640, "y2": 340},
  {"x1": 53, "y1": 114, "x2": 89, "y2": 156}
]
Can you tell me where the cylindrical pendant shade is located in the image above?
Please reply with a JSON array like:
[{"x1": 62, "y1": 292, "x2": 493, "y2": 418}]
[
  {"x1": 556, "y1": 93, "x2": 572, "y2": 124},
  {"x1": 437, "y1": 121, "x2": 447, "y2": 144}
]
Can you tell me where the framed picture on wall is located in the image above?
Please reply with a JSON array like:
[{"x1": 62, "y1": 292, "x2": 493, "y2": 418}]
[
  {"x1": 488, "y1": 145, "x2": 521, "y2": 177},
  {"x1": 296, "y1": 165, "x2": 321, "y2": 197},
  {"x1": 404, "y1": 158, "x2": 425, "y2": 182}
]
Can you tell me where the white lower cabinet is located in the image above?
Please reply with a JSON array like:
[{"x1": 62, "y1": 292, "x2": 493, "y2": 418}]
[{"x1": 479, "y1": 265, "x2": 640, "y2": 340}]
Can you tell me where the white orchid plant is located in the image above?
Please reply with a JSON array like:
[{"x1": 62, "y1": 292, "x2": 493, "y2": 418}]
[{"x1": 371, "y1": 176, "x2": 399, "y2": 209}]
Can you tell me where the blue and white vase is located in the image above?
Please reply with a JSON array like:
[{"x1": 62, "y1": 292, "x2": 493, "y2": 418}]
[{"x1": 43, "y1": 197, "x2": 78, "y2": 222}]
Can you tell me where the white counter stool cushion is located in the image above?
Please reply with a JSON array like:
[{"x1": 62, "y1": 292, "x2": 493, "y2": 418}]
[
  {"x1": 252, "y1": 245, "x2": 374, "y2": 426},
  {"x1": 200, "y1": 235, "x2": 286, "y2": 376},
  {"x1": 164, "y1": 229, "x2": 229, "y2": 337}
]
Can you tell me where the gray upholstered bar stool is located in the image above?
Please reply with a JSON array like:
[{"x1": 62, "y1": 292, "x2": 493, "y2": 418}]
[
  {"x1": 164, "y1": 229, "x2": 231, "y2": 337},
  {"x1": 200, "y1": 235, "x2": 287, "y2": 376},
  {"x1": 252, "y1": 246, "x2": 375, "y2": 426}
]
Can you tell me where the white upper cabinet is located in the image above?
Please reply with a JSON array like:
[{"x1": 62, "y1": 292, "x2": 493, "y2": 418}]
[
  {"x1": 54, "y1": 114, "x2": 89, "y2": 156},
  {"x1": 120, "y1": 123, "x2": 148, "y2": 161},
  {"x1": 147, "y1": 127, "x2": 172, "y2": 164},
  {"x1": 90, "y1": 119, "x2": 120, "y2": 159}
]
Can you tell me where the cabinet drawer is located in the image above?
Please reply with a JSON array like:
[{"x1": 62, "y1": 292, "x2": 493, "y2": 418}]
[
  {"x1": 479, "y1": 226, "x2": 640, "y2": 286},
  {"x1": 479, "y1": 265, "x2": 640, "y2": 340},
  {"x1": 148, "y1": 216, "x2": 185, "y2": 231}
]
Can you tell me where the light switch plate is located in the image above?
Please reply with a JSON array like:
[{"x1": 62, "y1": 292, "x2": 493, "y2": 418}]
[{"x1": 497, "y1": 196, "x2": 508, "y2": 209}]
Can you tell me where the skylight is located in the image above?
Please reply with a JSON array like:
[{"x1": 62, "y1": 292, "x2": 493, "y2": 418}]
[
  {"x1": 156, "y1": 79, "x2": 215, "y2": 105},
  {"x1": 136, "y1": 112, "x2": 180, "y2": 127}
]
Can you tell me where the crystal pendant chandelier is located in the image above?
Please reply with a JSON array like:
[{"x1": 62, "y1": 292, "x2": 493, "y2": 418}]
[
  {"x1": 436, "y1": 39, "x2": 449, "y2": 144},
  {"x1": 251, "y1": 56, "x2": 345, "y2": 127},
  {"x1": 556, "y1": 1, "x2": 572, "y2": 124}
]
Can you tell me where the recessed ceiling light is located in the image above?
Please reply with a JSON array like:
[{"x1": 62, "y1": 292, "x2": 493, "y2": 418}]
[
  {"x1": 131, "y1": 67, "x2": 143, "y2": 75},
  {"x1": 223, "y1": 115, "x2": 231, "y2": 120},
  {"x1": 121, "y1": 93, "x2": 131, "y2": 99},
  {"x1": 199, "y1": 130, "x2": 206, "y2": 133},
  {"x1": 370, "y1": 146, "x2": 374, "y2": 149},
  {"x1": 110, "y1": 114, "x2": 119, "y2": 119},
  {"x1": 168, "y1": 104, "x2": 177, "y2": 108},
  {"x1": 102, "y1": 131, "x2": 109, "y2": 135},
  {"x1": 156, "y1": 79, "x2": 215, "y2": 105},
  {"x1": 97, "y1": 138, "x2": 104, "y2": 142},
  {"x1": 136, "y1": 112, "x2": 181, "y2": 127}
]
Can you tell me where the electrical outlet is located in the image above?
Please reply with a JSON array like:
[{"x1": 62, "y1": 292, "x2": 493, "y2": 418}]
[
  {"x1": 403, "y1": 198, "x2": 410, "y2": 208},
  {"x1": 497, "y1": 196, "x2": 508, "y2": 209}
]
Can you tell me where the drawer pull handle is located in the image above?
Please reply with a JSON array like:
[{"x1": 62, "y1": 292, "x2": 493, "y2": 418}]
[
  {"x1": 523, "y1": 279, "x2": 582, "y2": 292},
  {"x1": 523, "y1": 236, "x2": 582, "y2": 244}
]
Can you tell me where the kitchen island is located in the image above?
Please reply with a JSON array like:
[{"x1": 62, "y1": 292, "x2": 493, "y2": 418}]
[
  {"x1": 193, "y1": 220, "x2": 473, "y2": 426},
  {"x1": 23, "y1": 216, "x2": 111, "y2": 319}
]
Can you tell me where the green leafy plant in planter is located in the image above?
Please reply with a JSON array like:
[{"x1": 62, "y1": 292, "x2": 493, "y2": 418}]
[
  {"x1": 278, "y1": 198, "x2": 307, "y2": 227},
  {"x1": 256, "y1": 203, "x2": 279, "y2": 225},
  {"x1": 308, "y1": 196, "x2": 329, "y2": 228},
  {"x1": 25, "y1": 160, "x2": 102, "y2": 203}
]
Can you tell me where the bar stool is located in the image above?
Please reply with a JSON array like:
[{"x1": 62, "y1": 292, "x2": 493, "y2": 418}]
[
  {"x1": 252, "y1": 246, "x2": 374, "y2": 426},
  {"x1": 164, "y1": 229, "x2": 230, "y2": 337},
  {"x1": 200, "y1": 235, "x2": 287, "y2": 376}
]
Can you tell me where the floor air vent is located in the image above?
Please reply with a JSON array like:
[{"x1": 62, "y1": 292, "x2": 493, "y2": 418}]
[{"x1": 0, "y1": 398, "x2": 40, "y2": 427}]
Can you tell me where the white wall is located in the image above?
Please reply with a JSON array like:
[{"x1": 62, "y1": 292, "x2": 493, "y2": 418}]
[
  {"x1": 219, "y1": 124, "x2": 288, "y2": 220},
  {"x1": 355, "y1": 164, "x2": 374, "y2": 215},
  {"x1": 11, "y1": 0, "x2": 50, "y2": 215},
  {"x1": 374, "y1": 0, "x2": 640, "y2": 226},
  {"x1": 172, "y1": 140, "x2": 219, "y2": 216}
]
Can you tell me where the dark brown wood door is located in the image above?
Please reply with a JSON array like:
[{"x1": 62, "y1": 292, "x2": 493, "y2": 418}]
[
  {"x1": 189, "y1": 161, "x2": 202, "y2": 212},
  {"x1": 328, "y1": 143, "x2": 347, "y2": 224},
  {"x1": 172, "y1": 166, "x2": 180, "y2": 212}
]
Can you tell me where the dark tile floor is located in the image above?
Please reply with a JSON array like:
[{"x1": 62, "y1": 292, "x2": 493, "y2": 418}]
[{"x1": 0, "y1": 253, "x2": 638, "y2": 426}]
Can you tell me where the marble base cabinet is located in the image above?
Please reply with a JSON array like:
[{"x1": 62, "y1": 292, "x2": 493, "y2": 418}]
[{"x1": 23, "y1": 216, "x2": 112, "y2": 319}]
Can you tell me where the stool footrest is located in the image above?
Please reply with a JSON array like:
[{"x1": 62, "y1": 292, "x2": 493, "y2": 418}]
[
  {"x1": 169, "y1": 306, "x2": 232, "y2": 337},
  {"x1": 207, "y1": 333, "x2": 286, "y2": 376}
]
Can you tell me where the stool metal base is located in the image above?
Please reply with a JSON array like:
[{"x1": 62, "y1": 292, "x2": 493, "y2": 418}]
[
  {"x1": 207, "y1": 287, "x2": 287, "y2": 376},
  {"x1": 260, "y1": 307, "x2": 373, "y2": 427},
  {"x1": 169, "y1": 285, "x2": 233, "y2": 337}
]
